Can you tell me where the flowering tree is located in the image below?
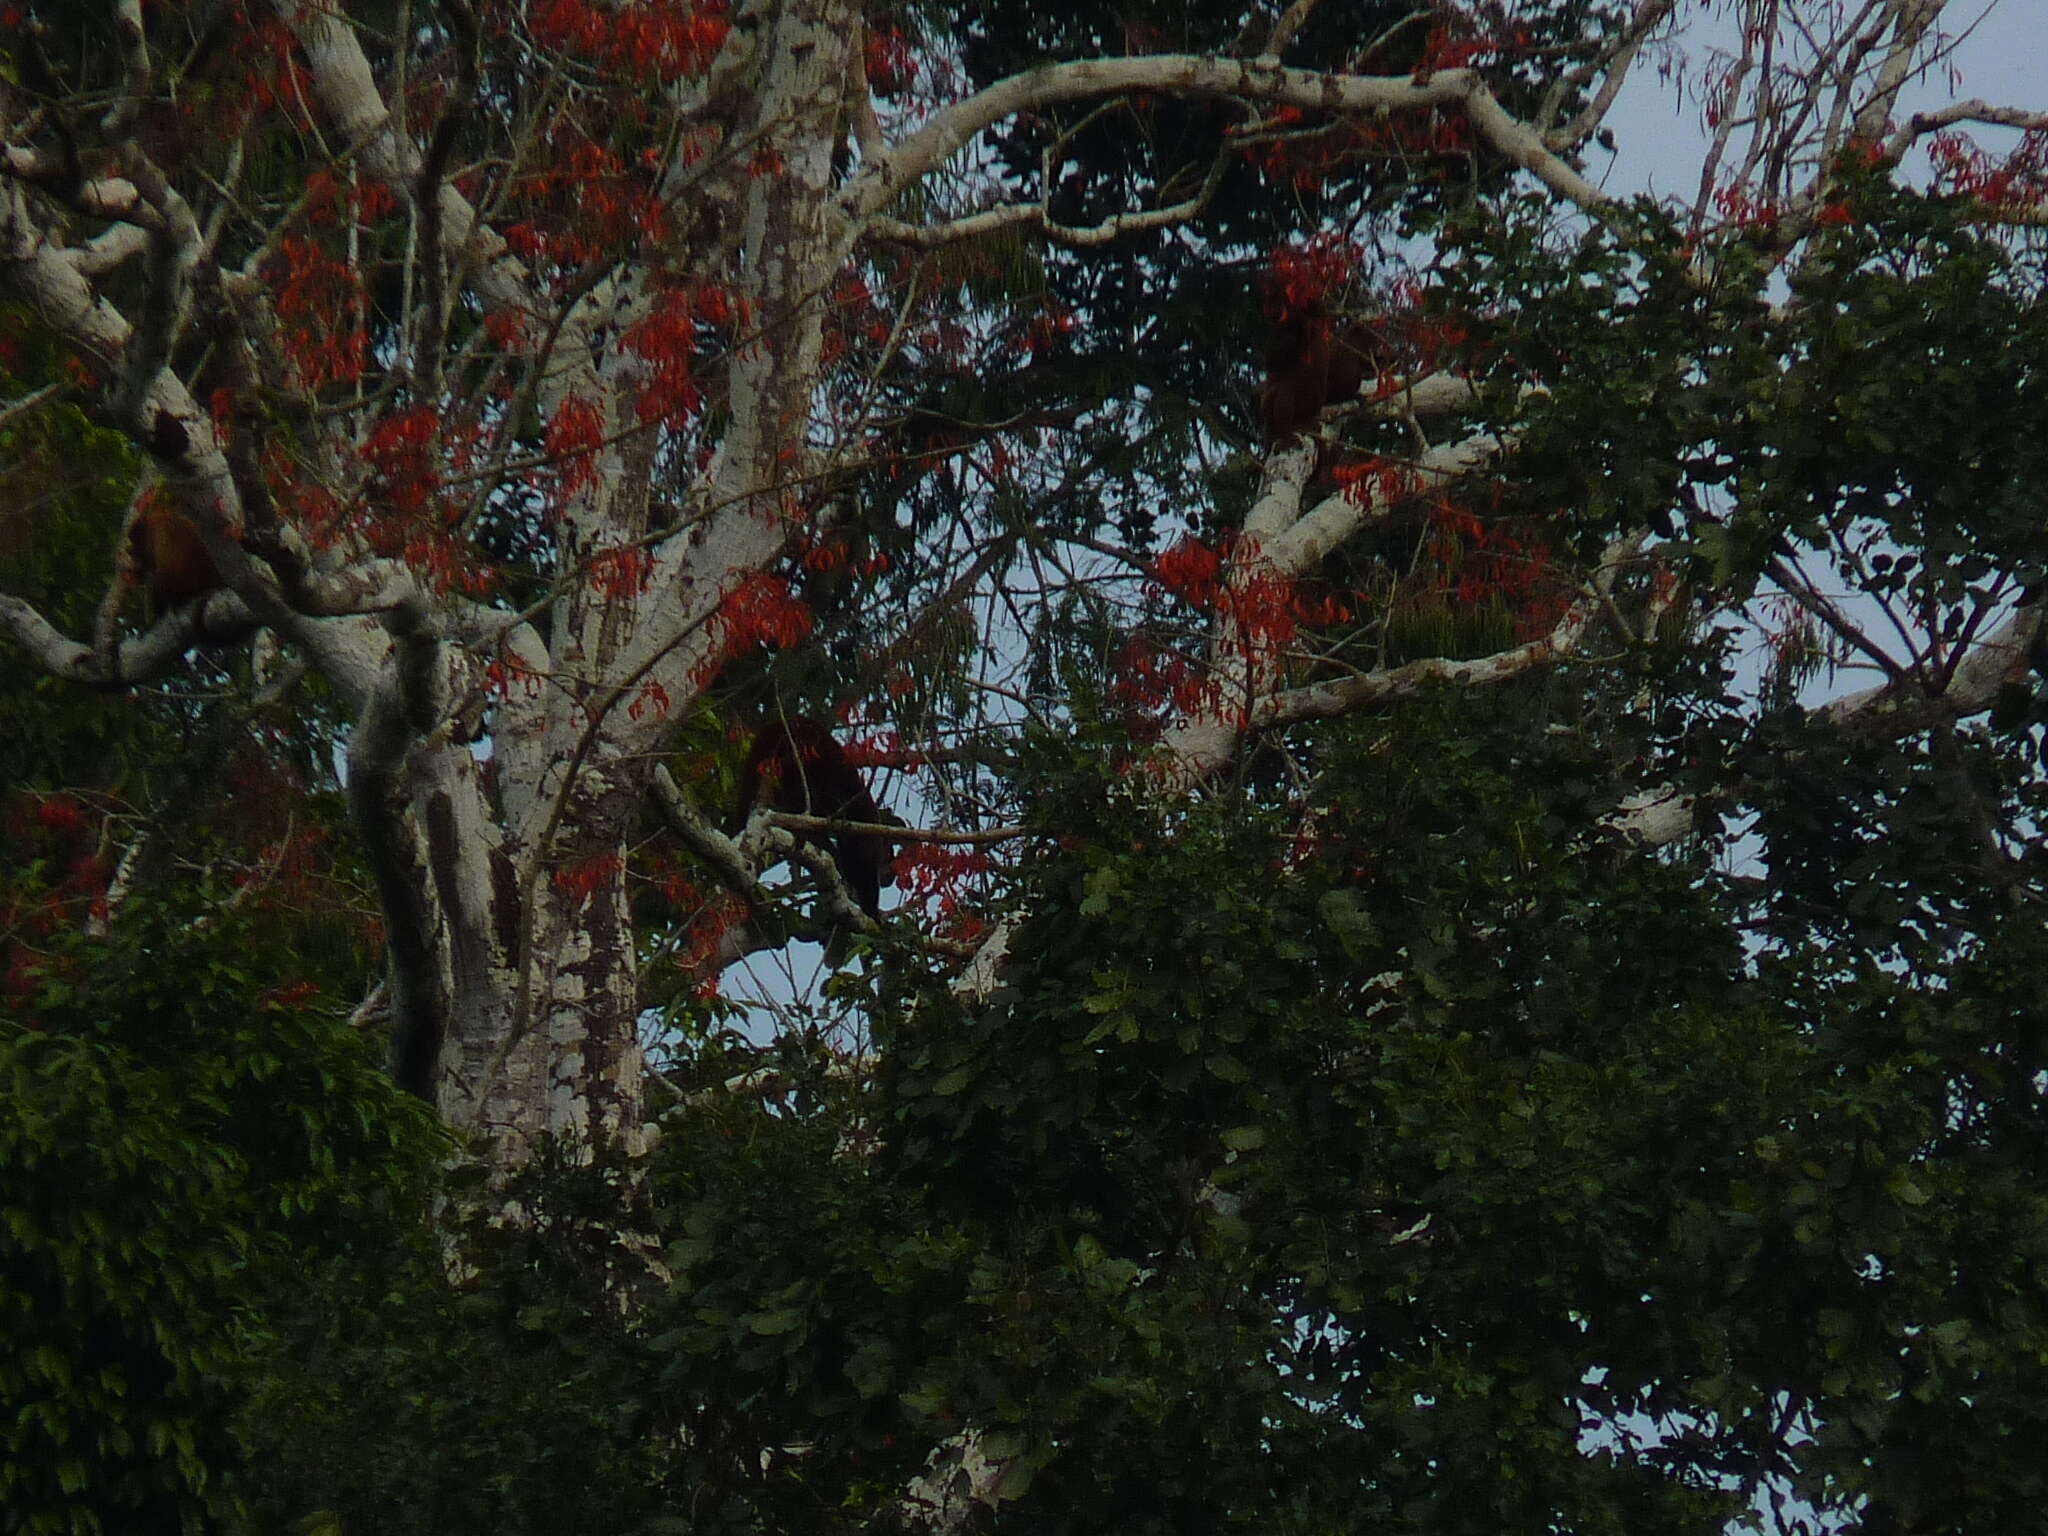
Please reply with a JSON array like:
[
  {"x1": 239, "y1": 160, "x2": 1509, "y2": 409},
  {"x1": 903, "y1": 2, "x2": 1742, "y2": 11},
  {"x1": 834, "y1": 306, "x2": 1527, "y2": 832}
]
[
  {"x1": 0, "y1": 0, "x2": 2038, "y2": 1124},
  {"x1": 9, "y1": 1, "x2": 2048, "y2": 1521},
  {"x1": 0, "y1": 0, "x2": 1630, "y2": 1153}
]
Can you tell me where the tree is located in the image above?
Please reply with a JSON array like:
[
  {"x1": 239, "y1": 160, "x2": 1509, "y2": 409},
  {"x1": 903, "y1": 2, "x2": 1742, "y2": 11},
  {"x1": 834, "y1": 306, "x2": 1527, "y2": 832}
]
[
  {"x1": 0, "y1": 881, "x2": 433, "y2": 1534},
  {"x1": 5, "y1": 0, "x2": 2048, "y2": 1529}
]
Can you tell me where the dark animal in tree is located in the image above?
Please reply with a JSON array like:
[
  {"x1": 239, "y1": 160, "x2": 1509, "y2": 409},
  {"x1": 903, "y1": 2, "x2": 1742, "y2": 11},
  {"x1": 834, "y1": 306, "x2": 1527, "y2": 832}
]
[
  {"x1": 128, "y1": 503, "x2": 221, "y2": 607},
  {"x1": 1260, "y1": 306, "x2": 1391, "y2": 442},
  {"x1": 736, "y1": 717, "x2": 898, "y2": 918}
]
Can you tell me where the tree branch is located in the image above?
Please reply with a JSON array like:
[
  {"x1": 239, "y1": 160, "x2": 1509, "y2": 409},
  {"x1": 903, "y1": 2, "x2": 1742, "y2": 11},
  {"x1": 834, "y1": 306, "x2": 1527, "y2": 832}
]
[
  {"x1": 843, "y1": 59, "x2": 1612, "y2": 230},
  {"x1": 0, "y1": 589, "x2": 251, "y2": 684}
]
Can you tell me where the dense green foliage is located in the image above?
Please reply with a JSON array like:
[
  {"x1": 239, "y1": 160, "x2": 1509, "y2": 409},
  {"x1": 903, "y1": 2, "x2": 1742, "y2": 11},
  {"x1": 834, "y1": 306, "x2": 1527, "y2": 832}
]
[
  {"x1": 238, "y1": 692, "x2": 2048, "y2": 1535},
  {"x1": 0, "y1": 902, "x2": 434, "y2": 1535}
]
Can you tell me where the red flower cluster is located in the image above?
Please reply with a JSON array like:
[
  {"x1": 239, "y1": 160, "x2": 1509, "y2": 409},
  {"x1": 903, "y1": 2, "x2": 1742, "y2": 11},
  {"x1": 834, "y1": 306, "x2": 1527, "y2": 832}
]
[
  {"x1": 693, "y1": 571, "x2": 816, "y2": 687},
  {"x1": 553, "y1": 849, "x2": 626, "y2": 903},
  {"x1": 1151, "y1": 535, "x2": 1225, "y2": 606},
  {"x1": 623, "y1": 286, "x2": 708, "y2": 425},
  {"x1": 588, "y1": 545, "x2": 658, "y2": 599},
  {"x1": 271, "y1": 235, "x2": 369, "y2": 389},
  {"x1": 672, "y1": 893, "x2": 746, "y2": 998},
  {"x1": 894, "y1": 842, "x2": 994, "y2": 935},
  {"x1": 1151, "y1": 536, "x2": 1351, "y2": 649},
  {"x1": 364, "y1": 406, "x2": 443, "y2": 509},
  {"x1": 2, "y1": 793, "x2": 111, "y2": 1007},
  {"x1": 546, "y1": 394, "x2": 607, "y2": 497},
  {"x1": 1929, "y1": 130, "x2": 2048, "y2": 209},
  {"x1": 1332, "y1": 457, "x2": 1423, "y2": 509},
  {"x1": 1415, "y1": 17, "x2": 1533, "y2": 74},
  {"x1": 485, "y1": 653, "x2": 547, "y2": 703},
  {"x1": 1264, "y1": 237, "x2": 1362, "y2": 318},
  {"x1": 530, "y1": 0, "x2": 732, "y2": 84},
  {"x1": 352, "y1": 407, "x2": 499, "y2": 594},
  {"x1": 1712, "y1": 182, "x2": 1782, "y2": 231},
  {"x1": 628, "y1": 677, "x2": 674, "y2": 722},
  {"x1": 238, "y1": 12, "x2": 317, "y2": 130},
  {"x1": 1109, "y1": 636, "x2": 1218, "y2": 726},
  {"x1": 865, "y1": 26, "x2": 915, "y2": 96},
  {"x1": 505, "y1": 132, "x2": 673, "y2": 273},
  {"x1": 1426, "y1": 503, "x2": 1569, "y2": 632}
]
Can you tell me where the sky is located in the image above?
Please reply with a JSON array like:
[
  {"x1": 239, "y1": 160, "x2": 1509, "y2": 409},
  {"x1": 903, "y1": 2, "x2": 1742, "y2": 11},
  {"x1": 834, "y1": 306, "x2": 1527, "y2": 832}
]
[{"x1": 1606, "y1": 0, "x2": 2040, "y2": 203}]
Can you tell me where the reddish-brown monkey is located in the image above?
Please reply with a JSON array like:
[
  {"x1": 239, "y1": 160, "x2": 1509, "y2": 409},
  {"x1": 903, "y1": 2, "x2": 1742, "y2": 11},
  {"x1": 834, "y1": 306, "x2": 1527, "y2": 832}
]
[
  {"x1": 128, "y1": 503, "x2": 221, "y2": 608},
  {"x1": 735, "y1": 717, "x2": 899, "y2": 917},
  {"x1": 1260, "y1": 306, "x2": 1390, "y2": 442}
]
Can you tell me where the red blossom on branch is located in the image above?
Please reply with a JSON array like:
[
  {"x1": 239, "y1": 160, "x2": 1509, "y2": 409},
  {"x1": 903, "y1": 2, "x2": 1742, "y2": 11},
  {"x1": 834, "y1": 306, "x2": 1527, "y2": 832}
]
[
  {"x1": 627, "y1": 677, "x2": 673, "y2": 723},
  {"x1": 1218, "y1": 564, "x2": 1303, "y2": 649},
  {"x1": 797, "y1": 533, "x2": 850, "y2": 573},
  {"x1": 364, "y1": 406, "x2": 441, "y2": 495},
  {"x1": 1332, "y1": 457, "x2": 1423, "y2": 508},
  {"x1": 1108, "y1": 636, "x2": 1216, "y2": 728},
  {"x1": 895, "y1": 842, "x2": 993, "y2": 933},
  {"x1": 1249, "y1": 103, "x2": 1476, "y2": 190},
  {"x1": 484, "y1": 305, "x2": 533, "y2": 349},
  {"x1": 1021, "y1": 303, "x2": 1078, "y2": 357},
  {"x1": 269, "y1": 235, "x2": 369, "y2": 388},
  {"x1": 589, "y1": 545, "x2": 658, "y2": 599},
  {"x1": 1152, "y1": 535, "x2": 1351, "y2": 645},
  {"x1": 486, "y1": 654, "x2": 547, "y2": 702},
  {"x1": 530, "y1": 0, "x2": 732, "y2": 83},
  {"x1": 1150, "y1": 535, "x2": 1226, "y2": 607},
  {"x1": 1712, "y1": 182, "x2": 1782, "y2": 230},
  {"x1": 1264, "y1": 237, "x2": 1361, "y2": 318},
  {"x1": 1415, "y1": 14, "x2": 1533, "y2": 75},
  {"x1": 240, "y1": 15, "x2": 317, "y2": 129},
  {"x1": 695, "y1": 571, "x2": 815, "y2": 686},
  {"x1": 865, "y1": 26, "x2": 915, "y2": 96},
  {"x1": 1927, "y1": 130, "x2": 2048, "y2": 209},
  {"x1": 624, "y1": 288, "x2": 706, "y2": 424},
  {"x1": 262, "y1": 981, "x2": 323, "y2": 1011},
  {"x1": 546, "y1": 394, "x2": 607, "y2": 496},
  {"x1": 34, "y1": 795, "x2": 89, "y2": 837},
  {"x1": 553, "y1": 850, "x2": 625, "y2": 903},
  {"x1": 672, "y1": 892, "x2": 746, "y2": 998},
  {"x1": 1424, "y1": 501, "x2": 1570, "y2": 633}
]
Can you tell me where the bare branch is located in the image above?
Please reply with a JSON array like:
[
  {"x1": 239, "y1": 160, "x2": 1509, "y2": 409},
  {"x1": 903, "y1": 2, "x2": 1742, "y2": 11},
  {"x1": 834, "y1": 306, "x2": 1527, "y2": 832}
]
[
  {"x1": 771, "y1": 812, "x2": 1024, "y2": 846},
  {"x1": 103, "y1": 0, "x2": 151, "y2": 139},
  {"x1": 1256, "y1": 630, "x2": 1585, "y2": 727},
  {"x1": 0, "y1": 588, "x2": 252, "y2": 686},
  {"x1": 1543, "y1": 0, "x2": 1681, "y2": 150},
  {"x1": 1817, "y1": 600, "x2": 2043, "y2": 741},
  {"x1": 844, "y1": 59, "x2": 1613, "y2": 231},
  {"x1": 1899, "y1": 97, "x2": 2048, "y2": 138},
  {"x1": 651, "y1": 763, "x2": 773, "y2": 911},
  {"x1": 868, "y1": 140, "x2": 1233, "y2": 250},
  {"x1": 0, "y1": 380, "x2": 59, "y2": 427}
]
